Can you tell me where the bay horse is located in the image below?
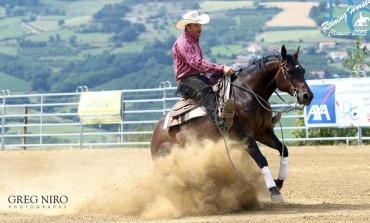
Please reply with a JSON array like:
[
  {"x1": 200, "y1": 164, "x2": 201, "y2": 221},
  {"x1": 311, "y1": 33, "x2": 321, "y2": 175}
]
[{"x1": 150, "y1": 45, "x2": 313, "y2": 203}]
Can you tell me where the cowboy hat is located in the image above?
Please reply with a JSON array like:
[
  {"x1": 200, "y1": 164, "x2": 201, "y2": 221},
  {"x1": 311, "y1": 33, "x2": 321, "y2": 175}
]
[{"x1": 175, "y1": 10, "x2": 210, "y2": 29}]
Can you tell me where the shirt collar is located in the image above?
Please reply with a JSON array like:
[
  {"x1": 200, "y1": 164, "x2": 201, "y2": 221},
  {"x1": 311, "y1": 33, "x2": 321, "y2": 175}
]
[{"x1": 184, "y1": 29, "x2": 199, "y2": 42}]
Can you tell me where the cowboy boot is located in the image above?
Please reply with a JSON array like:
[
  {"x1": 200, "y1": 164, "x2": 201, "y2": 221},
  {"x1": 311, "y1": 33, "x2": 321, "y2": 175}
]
[
  {"x1": 272, "y1": 112, "x2": 282, "y2": 125},
  {"x1": 219, "y1": 99, "x2": 235, "y2": 129}
]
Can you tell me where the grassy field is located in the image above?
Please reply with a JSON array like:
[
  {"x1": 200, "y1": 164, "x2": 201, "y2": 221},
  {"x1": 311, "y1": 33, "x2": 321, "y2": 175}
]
[
  {"x1": 0, "y1": 72, "x2": 31, "y2": 92},
  {"x1": 41, "y1": 0, "x2": 123, "y2": 17},
  {"x1": 0, "y1": 0, "x2": 336, "y2": 59},
  {"x1": 0, "y1": 46, "x2": 18, "y2": 56},
  {"x1": 211, "y1": 44, "x2": 245, "y2": 56},
  {"x1": 200, "y1": 1, "x2": 253, "y2": 11},
  {"x1": 0, "y1": 18, "x2": 28, "y2": 40}
]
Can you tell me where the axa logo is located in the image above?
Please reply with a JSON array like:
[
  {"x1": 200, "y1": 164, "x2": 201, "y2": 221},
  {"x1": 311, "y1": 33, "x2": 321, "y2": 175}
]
[{"x1": 307, "y1": 105, "x2": 331, "y2": 121}]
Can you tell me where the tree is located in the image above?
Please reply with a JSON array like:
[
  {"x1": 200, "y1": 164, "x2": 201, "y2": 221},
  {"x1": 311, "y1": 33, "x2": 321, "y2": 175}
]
[
  {"x1": 58, "y1": 19, "x2": 65, "y2": 27},
  {"x1": 191, "y1": 2, "x2": 200, "y2": 9},
  {"x1": 318, "y1": 2, "x2": 327, "y2": 11},
  {"x1": 68, "y1": 35, "x2": 77, "y2": 46},
  {"x1": 334, "y1": 0, "x2": 341, "y2": 8},
  {"x1": 343, "y1": 38, "x2": 369, "y2": 78}
]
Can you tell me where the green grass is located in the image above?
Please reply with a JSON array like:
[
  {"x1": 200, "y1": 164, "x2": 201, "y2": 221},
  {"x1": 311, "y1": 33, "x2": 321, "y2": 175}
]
[
  {"x1": 26, "y1": 28, "x2": 113, "y2": 46},
  {"x1": 0, "y1": 72, "x2": 31, "y2": 93},
  {"x1": 0, "y1": 46, "x2": 18, "y2": 56},
  {"x1": 211, "y1": 44, "x2": 245, "y2": 56},
  {"x1": 75, "y1": 32, "x2": 113, "y2": 44},
  {"x1": 273, "y1": 110, "x2": 302, "y2": 139},
  {"x1": 200, "y1": 1, "x2": 253, "y2": 12},
  {"x1": 129, "y1": 2, "x2": 182, "y2": 17},
  {"x1": 29, "y1": 18, "x2": 60, "y2": 32},
  {"x1": 0, "y1": 16, "x2": 24, "y2": 26},
  {"x1": 41, "y1": 0, "x2": 123, "y2": 17},
  {"x1": 0, "y1": 23, "x2": 27, "y2": 40},
  {"x1": 65, "y1": 16, "x2": 93, "y2": 26},
  {"x1": 76, "y1": 47, "x2": 112, "y2": 58},
  {"x1": 112, "y1": 44, "x2": 144, "y2": 54}
]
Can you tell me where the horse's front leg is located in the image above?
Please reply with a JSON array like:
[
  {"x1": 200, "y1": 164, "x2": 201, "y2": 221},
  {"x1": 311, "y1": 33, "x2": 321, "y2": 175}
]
[
  {"x1": 257, "y1": 128, "x2": 289, "y2": 191},
  {"x1": 245, "y1": 136, "x2": 285, "y2": 204}
]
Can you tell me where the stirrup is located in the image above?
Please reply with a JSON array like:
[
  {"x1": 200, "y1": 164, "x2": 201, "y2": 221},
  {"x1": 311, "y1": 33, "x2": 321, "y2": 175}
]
[{"x1": 219, "y1": 99, "x2": 235, "y2": 129}]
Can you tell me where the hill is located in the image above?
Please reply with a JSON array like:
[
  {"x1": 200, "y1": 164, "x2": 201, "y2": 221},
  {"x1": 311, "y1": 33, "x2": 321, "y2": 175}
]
[{"x1": 0, "y1": 0, "x2": 367, "y2": 93}]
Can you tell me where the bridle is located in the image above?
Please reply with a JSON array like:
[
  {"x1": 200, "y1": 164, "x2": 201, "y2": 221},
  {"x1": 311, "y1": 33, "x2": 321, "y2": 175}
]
[
  {"x1": 230, "y1": 58, "x2": 303, "y2": 114},
  {"x1": 276, "y1": 58, "x2": 303, "y2": 109},
  {"x1": 279, "y1": 58, "x2": 300, "y2": 102}
]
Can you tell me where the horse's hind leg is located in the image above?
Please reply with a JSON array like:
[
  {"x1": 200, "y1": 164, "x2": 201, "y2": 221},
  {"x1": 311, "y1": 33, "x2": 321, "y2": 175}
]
[
  {"x1": 150, "y1": 117, "x2": 177, "y2": 159},
  {"x1": 151, "y1": 141, "x2": 174, "y2": 158},
  {"x1": 245, "y1": 136, "x2": 285, "y2": 204}
]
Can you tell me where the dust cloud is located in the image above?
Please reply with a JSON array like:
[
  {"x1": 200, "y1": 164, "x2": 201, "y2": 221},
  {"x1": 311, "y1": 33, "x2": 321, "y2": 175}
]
[{"x1": 79, "y1": 139, "x2": 267, "y2": 219}]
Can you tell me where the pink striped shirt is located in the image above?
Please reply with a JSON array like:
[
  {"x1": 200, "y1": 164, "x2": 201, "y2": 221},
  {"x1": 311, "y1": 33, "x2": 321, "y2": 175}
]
[{"x1": 172, "y1": 30, "x2": 224, "y2": 81}]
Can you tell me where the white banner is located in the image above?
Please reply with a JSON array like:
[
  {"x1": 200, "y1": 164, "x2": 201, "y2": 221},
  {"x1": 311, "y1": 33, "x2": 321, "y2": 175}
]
[
  {"x1": 335, "y1": 79, "x2": 370, "y2": 127},
  {"x1": 305, "y1": 78, "x2": 370, "y2": 127}
]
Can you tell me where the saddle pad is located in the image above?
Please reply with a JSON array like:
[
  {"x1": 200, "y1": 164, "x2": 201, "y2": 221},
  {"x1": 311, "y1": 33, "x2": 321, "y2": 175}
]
[
  {"x1": 169, "y1": 101, "x2": 198, "y2": 117},
  {"x1": 163, "y1": 107, "x2": 207, "y2": 129},
  {"x1": 172, "y1": 99, "x2": 196, "y2": 111}
]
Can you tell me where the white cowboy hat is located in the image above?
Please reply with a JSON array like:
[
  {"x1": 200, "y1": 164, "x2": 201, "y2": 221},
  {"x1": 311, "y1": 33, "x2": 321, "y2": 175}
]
[{"x1": 175, "y1": 10, "x2": 210, "y2": 29}]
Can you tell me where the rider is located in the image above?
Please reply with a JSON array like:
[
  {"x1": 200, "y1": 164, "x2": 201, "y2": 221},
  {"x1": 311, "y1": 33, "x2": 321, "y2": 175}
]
[{"x1": 172, "y1": 10, "x2": 236, "y2": 128}]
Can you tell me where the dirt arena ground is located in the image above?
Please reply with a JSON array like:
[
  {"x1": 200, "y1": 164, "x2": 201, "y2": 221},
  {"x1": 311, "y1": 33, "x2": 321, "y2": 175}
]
[{"x1": 0, "y1": 141, "x2": 369, "y2": 223}]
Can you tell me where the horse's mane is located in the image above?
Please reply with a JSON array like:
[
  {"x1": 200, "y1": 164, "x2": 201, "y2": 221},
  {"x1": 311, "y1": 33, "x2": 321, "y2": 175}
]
[{"x1": 246, "y1": 55, "x2": 280, "y2": 72}]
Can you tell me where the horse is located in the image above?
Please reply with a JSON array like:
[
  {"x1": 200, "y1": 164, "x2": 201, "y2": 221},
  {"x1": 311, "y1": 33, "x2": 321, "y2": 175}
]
[{"x1": 150, "y1": 45, "x2": 313, "y2": 204}]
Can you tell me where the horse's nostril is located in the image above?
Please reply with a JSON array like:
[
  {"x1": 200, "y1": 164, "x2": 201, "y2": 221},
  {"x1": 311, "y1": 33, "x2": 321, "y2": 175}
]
[{"x1": 303, "y1": 93, "x2": 312, "y2": 101}]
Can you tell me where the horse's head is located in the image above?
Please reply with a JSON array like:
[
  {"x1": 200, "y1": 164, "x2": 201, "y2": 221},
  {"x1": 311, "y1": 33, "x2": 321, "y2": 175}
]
[{"x1": 276, "y1": 45, "x2": 313, "y2": 106}]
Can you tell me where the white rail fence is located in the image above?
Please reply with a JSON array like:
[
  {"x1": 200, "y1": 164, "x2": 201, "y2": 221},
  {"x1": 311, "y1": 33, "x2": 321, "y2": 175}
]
[{"x1": 0, "y1": 82, "x2": 368, "y2": 150}]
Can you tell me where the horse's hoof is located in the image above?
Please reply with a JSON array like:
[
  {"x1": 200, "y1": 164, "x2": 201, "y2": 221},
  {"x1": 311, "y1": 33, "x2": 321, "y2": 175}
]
[
  {"x1": 271, "y1": 194, "x2": 285, "y2": 204},
  {"x1": 274, "y1": 179, "x2": 284, "y2": 191}
]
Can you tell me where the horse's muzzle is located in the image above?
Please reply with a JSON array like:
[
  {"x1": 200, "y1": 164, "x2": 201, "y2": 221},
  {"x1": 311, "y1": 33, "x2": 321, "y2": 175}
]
[{"x1": 300, "y1": 91, "x2": 313, "y2": 106}]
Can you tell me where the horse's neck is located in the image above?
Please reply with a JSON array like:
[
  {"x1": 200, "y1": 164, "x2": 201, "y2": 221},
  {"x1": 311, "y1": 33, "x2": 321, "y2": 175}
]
[{"x1": 240, "y1": 60, "x2": 280, "y2": 100}]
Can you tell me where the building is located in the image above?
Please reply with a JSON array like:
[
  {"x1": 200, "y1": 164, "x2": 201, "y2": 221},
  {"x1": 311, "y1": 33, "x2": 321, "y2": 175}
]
[
  {"x1": 247, "y1": 44, "x2": 262, "y2": 54},
  {"x1": 319, "y1": 41, "x2": 336, "y2": 51},
  {"x1": 328, "y1": 51, "x2": 348, "y2": 62}
]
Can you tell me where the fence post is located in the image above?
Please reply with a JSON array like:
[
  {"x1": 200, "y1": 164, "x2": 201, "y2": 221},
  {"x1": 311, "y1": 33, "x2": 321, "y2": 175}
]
[
  {"x1": 160, "y1": 81, "x2": 172, "y2": 115},
  {"x1": 76, "y1": 86, "x2": 88, "y2": 149},
  {"x1": 40, "y1": 95, "x2": 44, "y2": 145},
  {"x1": 333, "y1": 128, "x2": 339, "y2": 145},
  {"x1": 358, "y1": 126, "x2": 362, "y2": 145},
  {"x1": 23, "y1": 107, "x2": 28, "y2": 150},
  {"x1": 121, "y1": 92, "x2": 125, "y2": 144},
  {"x1": 1, "y1": 90, "x2": 10, "y2": 150},
  {"x1": 79, "y1": 122, "x2": 83, "y2": 149}
]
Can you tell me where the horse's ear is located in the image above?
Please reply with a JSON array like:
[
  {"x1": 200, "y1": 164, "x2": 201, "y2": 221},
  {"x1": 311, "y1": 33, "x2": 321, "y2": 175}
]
[
  {"x1": 294, "y1": 46, "x2": 300, "y2": 60},
  {"x1": 281, "y1": 45, "x2": 287, "y2": 61}
]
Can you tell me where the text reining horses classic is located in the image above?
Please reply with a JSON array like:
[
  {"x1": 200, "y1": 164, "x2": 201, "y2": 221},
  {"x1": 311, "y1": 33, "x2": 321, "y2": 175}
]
[{"x1": 150, "y1": 45, "x2": 313, "y2": 203}]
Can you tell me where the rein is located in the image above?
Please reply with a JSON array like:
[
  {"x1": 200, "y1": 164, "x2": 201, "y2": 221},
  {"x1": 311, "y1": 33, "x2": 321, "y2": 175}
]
[{"x1": 231, "y1": 69, "x2": 300, "y2": 114}]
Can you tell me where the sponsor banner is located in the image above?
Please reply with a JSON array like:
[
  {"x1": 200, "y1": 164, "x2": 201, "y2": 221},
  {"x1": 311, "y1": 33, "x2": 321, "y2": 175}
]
[
  {"x1": 305, "y1": 78, "x2": 370, "y2": 127},
  {"x1": 305, "y1": 84, "x2": 337, "y2": 127},
  {"x1": 78, "y1": 91, "x2": 122, "y2": 124},
  {"x1": 321, "y1": 0, "x2": 369, "y2": 38},
  {"x1": 335, "y1": 79, "x2": 370, "y2": 127}
]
